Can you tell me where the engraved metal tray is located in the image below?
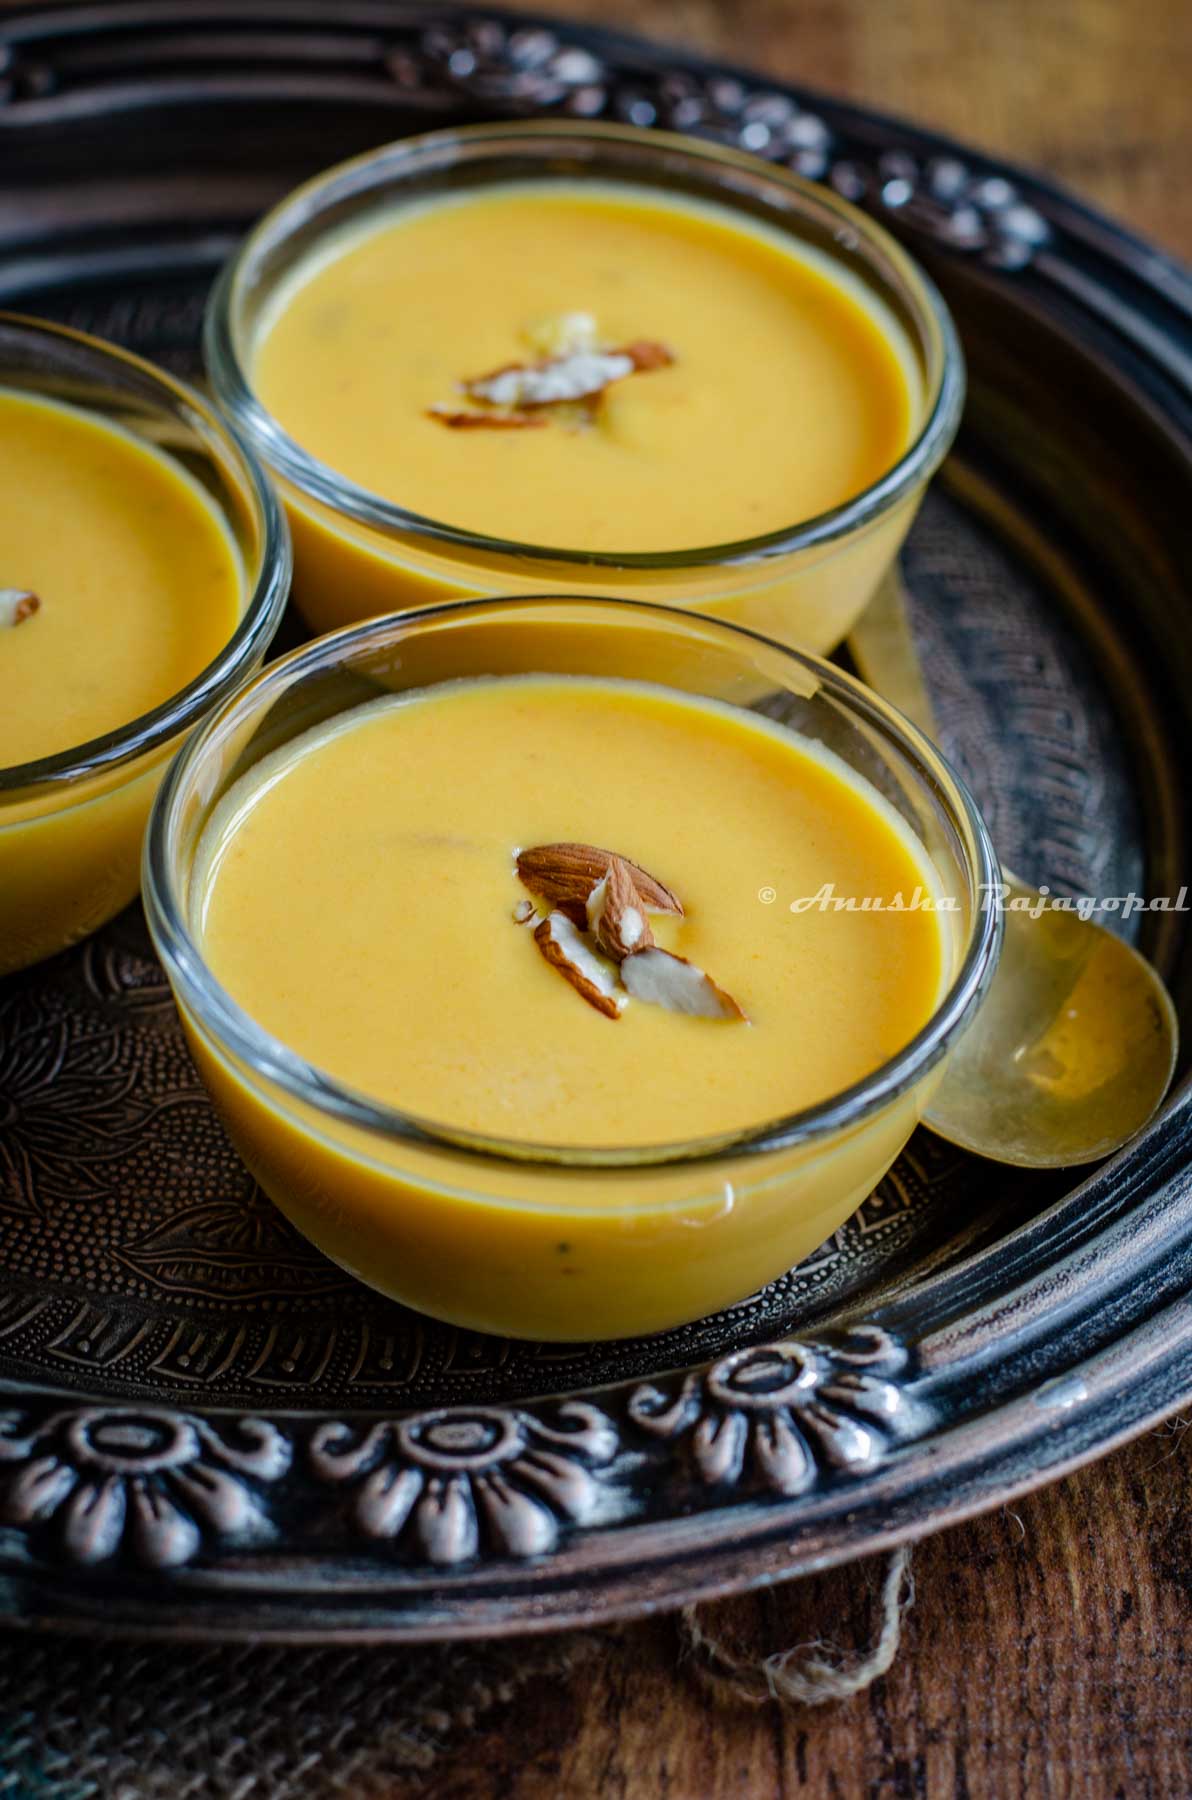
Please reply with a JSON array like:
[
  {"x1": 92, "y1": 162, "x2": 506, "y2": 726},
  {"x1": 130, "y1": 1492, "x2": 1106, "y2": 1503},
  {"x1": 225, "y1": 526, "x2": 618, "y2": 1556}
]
[{"x1": 0, "y1": 3, "x2": 1189, "y2": 1641}]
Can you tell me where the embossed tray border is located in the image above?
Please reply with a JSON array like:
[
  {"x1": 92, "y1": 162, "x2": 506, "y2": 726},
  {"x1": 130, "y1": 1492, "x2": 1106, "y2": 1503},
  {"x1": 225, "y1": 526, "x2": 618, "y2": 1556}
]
[{"x1": 0, "y1": 2, "x2": 1190, "y2": 1639}]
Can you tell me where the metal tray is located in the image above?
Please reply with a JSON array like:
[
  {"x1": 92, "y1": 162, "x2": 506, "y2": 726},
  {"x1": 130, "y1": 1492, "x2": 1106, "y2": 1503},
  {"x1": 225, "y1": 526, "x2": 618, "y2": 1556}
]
[{"x1": 0, "y1": 2, "x2": 1189, "y2": 1642}]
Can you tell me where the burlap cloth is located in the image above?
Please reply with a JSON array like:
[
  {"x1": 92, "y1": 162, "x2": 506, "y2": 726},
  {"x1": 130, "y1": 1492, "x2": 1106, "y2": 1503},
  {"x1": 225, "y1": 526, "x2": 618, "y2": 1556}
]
[
  {"x1": 0, "y1": 1628, "x2": 594, "y2": 1798},
  {"x1": 0, "y1": 1551, "x2": 912, "y2": 1795}
]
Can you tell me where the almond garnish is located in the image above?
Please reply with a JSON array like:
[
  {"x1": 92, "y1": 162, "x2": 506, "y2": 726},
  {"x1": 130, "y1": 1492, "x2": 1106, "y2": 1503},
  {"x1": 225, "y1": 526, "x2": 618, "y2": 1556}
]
[
  {"x1": 534, "y1": 910, "x2": 626, "y2": 1019},
  {"x1": 432, "y1": 327, "x2": 675, "y2": 428},
  {"x1": 512, "y1": 898, "x2": 536, "y2": 925},
  {"x1": 523, "y1": 310, "x2": 599, "y2": 359},
  {"x1": 465, "y1": 349, "x2": 637, "y2": 409},
  {"x1": 516, "y1": 849, "x2": 745, "y2": 1022},
  {"x1": 516, "y1": 843, "x2": 683, "y2": 925},
  {"x1": 0, "y1": 589, "x2": 40, "y2": 628},
  {"x1": 586, "y1": 856, "x2": 655, "y2": 962},
  {"x1": 426, "y1": 406, "x2": 546, "y2": 431},
  {"x1": 621, "y1": 947, "x2": 747, "y2": 1022},
  {"x1": 619, "y1": 340, "x2": 676, "y2": 373}
]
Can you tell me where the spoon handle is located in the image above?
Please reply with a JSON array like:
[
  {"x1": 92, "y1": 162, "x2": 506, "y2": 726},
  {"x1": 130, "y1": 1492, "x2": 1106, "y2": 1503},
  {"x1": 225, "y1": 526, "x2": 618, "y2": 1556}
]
[
  {"x1": 847, "y1": 570, "x2": 940, "y2": 742},
  {"x1": 850, "y1": 576, "x2": 1040, "y2": 901}
]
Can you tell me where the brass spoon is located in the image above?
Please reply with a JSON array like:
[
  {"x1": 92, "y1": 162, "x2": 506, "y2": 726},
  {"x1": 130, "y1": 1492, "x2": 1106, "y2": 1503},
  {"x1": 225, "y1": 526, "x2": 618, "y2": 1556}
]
[{"x1": 849, "y1": 574, "x2": 1178, "y2": 1168}]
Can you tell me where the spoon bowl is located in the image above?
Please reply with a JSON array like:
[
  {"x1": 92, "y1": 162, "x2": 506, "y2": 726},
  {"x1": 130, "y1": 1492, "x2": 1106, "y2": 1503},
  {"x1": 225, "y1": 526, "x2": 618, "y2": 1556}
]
[{"x1": 922, "y1": 867, "x2": 1178, "y2": 1166}]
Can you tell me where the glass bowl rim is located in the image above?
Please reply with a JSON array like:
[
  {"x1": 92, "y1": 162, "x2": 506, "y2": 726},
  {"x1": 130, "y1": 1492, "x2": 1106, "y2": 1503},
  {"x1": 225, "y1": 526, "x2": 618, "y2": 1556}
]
[
  {"x1": 204, "y1": 119, "x2": 966, "y2": 571},
  {"x1": 0, "y1": 312, "x2": 292, "y2": 797},
  {"x1": 144, "y1": 593, "x2": 1003, "y2": 1174}
]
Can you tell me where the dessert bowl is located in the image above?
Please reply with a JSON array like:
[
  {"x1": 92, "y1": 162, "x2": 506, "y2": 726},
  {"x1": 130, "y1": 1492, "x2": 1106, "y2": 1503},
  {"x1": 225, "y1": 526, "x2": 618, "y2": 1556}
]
[
  {"x1": 205, "y1": 121, "x2": 964, "y2": 653},
  {"x1": 0, "y1": 314, "x2": 290, "y2": 975},
  {"x1": 145, "y1": 596, "x2": 1000, "y2": 1341}
]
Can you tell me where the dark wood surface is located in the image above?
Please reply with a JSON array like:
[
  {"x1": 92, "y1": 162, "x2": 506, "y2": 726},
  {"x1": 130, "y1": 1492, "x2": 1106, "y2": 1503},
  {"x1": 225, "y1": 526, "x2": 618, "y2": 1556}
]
[
  {"x1": 396, "y1": 3, "x2": 1191, "y2": 1793},
  {"x1": 432, "y1": 1427, "x2": 1192, "y2": 1797},
  {"x1": 548, "y1": 0, "x2": 1192, "y2": 260}
]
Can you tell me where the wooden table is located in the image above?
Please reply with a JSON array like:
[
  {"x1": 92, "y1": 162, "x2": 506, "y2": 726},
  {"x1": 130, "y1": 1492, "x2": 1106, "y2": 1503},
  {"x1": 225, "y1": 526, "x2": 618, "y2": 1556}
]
[{"x1": 398, "y1": 3, "x2": 1192, "y2": 1793}]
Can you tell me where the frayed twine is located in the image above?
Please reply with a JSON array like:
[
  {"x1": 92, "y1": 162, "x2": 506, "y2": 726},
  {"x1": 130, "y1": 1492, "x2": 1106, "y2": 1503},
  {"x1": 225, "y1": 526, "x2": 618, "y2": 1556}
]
[{"x1": 678, "y1": 1546, "x2": 914, "y2": 1708}]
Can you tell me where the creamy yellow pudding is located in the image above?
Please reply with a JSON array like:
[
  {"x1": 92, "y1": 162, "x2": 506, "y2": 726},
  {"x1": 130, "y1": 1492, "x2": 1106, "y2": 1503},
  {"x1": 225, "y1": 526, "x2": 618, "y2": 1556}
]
[
  {"x1": 214, "y1": 126, "x2": 957, "y2": 651},
  {"x1": 253, "y1": 183, "x2": 916, "y2": 554},
  {"x1": 0, "y1": 390, "x2": 242, "y2": 766},
  {"x1": 197, "y1": 675, "x2": 946, "y2": 1145},
  {"x1": 179, "y1": 669, "x2": 959, "y2": 1338},
  {"x1": 0, "y1": 387, "x2": 244, "y2": 973}
]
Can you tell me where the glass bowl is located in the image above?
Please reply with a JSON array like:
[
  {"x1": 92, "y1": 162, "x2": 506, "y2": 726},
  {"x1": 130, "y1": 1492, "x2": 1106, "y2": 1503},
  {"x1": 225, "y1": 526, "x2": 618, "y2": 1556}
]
[
  {"x1": 145, "y1": 596, "x2": 1000, "y2": 1342},
  {"x1": 204, "y1": 121, "x2": 964, "y2": 653},
  {"x1": 0, "y1": 314, "x2": 291, "y2": 975}
]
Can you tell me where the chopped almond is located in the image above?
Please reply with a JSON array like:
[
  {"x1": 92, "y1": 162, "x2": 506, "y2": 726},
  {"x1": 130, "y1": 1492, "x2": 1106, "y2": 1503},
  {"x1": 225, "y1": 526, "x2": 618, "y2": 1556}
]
[
  {"x1": 516, "y1": 843, "x2": 683, "y2": 924},
  {"x1": 435, "y1": 330, "x2": 675, "y2": 427},
  {"x1": 618, "y1": 340, "x2": 675, "y2": 373},
  {"x1": 523, "y1": 311, "x2": 599, "y2": 359},
  {"x1": 426, "y1": 406, "x2": 545, "y2": 431},
  {"x1": 0, "y1": 589, "x2": 40, "y2": 628},
  {"x1": 586, "y1": 856, "x2": 655, "y2": 961},
  {"x1": 534, "y1": 910, "x2": 625, "y2": 1019},
  {"x1": 621, "y1": 946, "x2": 747, "y2": 1021},
  {"x1": 465, "y1": 349, "x2": 636, "y2": 410}
]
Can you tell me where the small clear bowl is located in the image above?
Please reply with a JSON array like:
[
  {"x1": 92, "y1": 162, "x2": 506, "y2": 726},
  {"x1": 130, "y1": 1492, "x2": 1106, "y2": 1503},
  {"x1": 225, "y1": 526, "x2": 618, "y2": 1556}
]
[
  {"x1": 0, "y1": 314, "x2": 291, "y2": 976},
  {"x1": 205, "y1": 121, "x2": 964, "y2": 652},
  {"x1": 145, "y1": 596, "x2": 1000, "y2": 1342}
]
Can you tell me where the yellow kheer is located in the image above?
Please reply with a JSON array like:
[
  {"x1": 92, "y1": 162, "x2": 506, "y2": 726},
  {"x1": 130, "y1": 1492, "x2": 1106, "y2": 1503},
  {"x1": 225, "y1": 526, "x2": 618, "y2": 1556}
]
[
  {"x1": 186, "y1": 673, "x2": 955, "y2": 1338},
  {"x1": 0, "y1": 387, "x2": 244, "y2": 974},
  {"x1": 213, "y1": 125, "x2": 959, "y2": 652},
  {"x1": 255, "y1": 183, "x2": 915, "y2": 555}
]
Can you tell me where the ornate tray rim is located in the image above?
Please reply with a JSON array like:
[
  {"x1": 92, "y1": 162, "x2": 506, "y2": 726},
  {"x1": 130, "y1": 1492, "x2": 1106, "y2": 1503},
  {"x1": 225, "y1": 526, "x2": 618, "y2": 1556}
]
[{"x1": 0, "y1": 0, "x2": 1190, "y2": 1641}]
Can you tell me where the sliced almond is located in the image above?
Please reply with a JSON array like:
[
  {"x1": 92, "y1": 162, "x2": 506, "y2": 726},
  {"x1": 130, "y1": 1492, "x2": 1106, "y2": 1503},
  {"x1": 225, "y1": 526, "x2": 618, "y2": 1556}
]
[
  {"x1": 523, "y1": 311, "x2": 599, "y2": 359},
  {"x1": 617, "y1": 340, "x2": 675, "y2": 373},
  {"x1": 586, "y1": 856, "x2": 655, "y2": 962},
  {"x1": 621, "y1": 946, "x2": 747, "y2": 1022},
  {"x1": 516, "y1": 843, "x2": 683, "y2": 925},
  {"x1": 426, "y1": 406, "x2": 545, "y2": 431},
  {"x1": 434, "y1": 330, "x2": 674, "y2": 429},
  {"x1": 466, "y1": 349, "x2": 636, "y2": 409},
  {"x1": 534, "y1": 911, "x2": 625, "y2": 1019},
  {"x1": 0, "y1": 589, "x2": 40, "y2": 628},
  {"x1": 512, "y1": 898, "x2": 536, "y2": 925}
]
